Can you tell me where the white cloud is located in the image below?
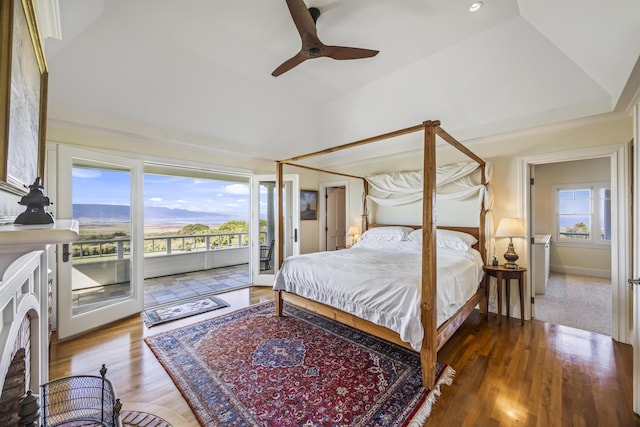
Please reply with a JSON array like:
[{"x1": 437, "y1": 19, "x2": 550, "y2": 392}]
[
  {"x1": 72, "y1": 169, "x2": 101, "y2": 178},
  {"x1": 225, "y1": 183, "x2": 249, "y2": 195},
  {"x1": 176, "y1": 199, "x2": 188, "y2": 204},
  {"x1": 149, "y1": 197, "x2": 162, "y2": 202}
]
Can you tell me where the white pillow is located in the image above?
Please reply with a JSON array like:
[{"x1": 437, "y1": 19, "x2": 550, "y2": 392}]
[
  {"x1": 352, "y1": 239, "x2": 422, "y2": 253},
  {"x1": 439, "y1": 229, "x2": 478, "y2": 247},
  {"x1": 360, "y1": 226, "x2": 414, "y2": 241},
  {"x1": 407, "y1": 229, "x2": 422, "y2": 241},
  {"x1": 407, "y1": 228, "x2": 477, "y2": 252}
]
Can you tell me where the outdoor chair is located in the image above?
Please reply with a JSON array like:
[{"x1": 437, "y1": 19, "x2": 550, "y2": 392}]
[{"x1": 260, "y1": 239, "x2": 275, "y2": 271}]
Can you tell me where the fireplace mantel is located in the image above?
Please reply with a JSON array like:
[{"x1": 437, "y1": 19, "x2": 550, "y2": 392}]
[
  {"x1": 0, "y1": 219, "x2": 79, "y2": 276},
  {"x1": 0, "y1": 219, "x2": 79, "y2": 396}
]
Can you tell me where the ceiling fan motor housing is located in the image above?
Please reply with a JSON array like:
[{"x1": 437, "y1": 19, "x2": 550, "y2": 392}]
[{"x1": 308, "y1": 7, "x2": 320, "y2": 23}]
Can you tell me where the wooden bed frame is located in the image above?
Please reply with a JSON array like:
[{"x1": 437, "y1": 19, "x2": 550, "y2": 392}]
[{"x1": 273, "y1": 120, "x2": 488, "y2": 388}]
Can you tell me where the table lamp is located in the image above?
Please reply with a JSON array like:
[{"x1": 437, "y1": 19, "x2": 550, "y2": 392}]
[
  {"x1": 348, "y1": 225, "x2": 360, "y2": 246},
  {"x1": 495, "y1": 218, "x2": 526, "y2": 268}
]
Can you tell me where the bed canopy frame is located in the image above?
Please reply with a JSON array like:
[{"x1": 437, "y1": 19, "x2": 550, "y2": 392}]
[{"x1": 274, "y1": 120, "x2": 488, "y2": 388}]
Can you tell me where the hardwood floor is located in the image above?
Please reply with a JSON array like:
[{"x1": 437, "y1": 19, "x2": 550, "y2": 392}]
[{"x1": 49, "y1": 287, "x2": 640, "y2": 426}]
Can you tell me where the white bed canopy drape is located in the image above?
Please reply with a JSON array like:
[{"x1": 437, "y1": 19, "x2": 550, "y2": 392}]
[{"x1": 365, "y1": 162, "x2": 495, "y2": 256}]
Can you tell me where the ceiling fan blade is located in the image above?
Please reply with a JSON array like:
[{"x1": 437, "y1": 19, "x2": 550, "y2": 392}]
[
  {"x1": 285, "y1": 0, "x2": 318, "y2": 39},
  {"x1": 273, "y1": 0, "x2": 379, "y2": 76},
  {"x1": 272, "y1": 51, "x2": 309, "y2": 77},
  {"x1": 323, "y1": 46, "x2": 379, "y2": 60}
]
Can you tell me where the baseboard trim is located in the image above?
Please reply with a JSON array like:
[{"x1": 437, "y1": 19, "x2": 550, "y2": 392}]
[{"x1": 550, "y1": 265, "x2": 611, "y2": 279}]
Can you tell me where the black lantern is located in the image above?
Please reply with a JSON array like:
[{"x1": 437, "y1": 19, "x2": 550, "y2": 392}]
[{"x1": 14, "y1": 177, "x2": 55, "y2": 225}]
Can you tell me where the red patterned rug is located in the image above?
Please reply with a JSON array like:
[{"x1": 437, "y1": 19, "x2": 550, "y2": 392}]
[{"x1": 145, "y1": 302, "x2": 454, "y2": 426}]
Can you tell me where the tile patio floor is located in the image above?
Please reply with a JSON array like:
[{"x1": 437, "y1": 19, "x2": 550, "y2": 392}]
[
  {"x1": 143, "y1": 263, "x2": 250, "y2": 307},
  {"x1": 72, "y1": 264, "x2": 251, "y2": 313}
]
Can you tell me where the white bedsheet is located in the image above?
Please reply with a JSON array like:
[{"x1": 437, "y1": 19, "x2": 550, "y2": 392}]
[{"x1": 273, "y1": 242, "x2": 484, "y2": 351}]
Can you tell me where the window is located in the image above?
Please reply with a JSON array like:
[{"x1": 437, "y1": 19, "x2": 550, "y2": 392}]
[{"x1": 555, "y1": 183, "x2": 610, "y2": 244}]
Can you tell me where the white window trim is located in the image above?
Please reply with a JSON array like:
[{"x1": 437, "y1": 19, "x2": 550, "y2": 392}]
[{"x1": 553, "y1": 181, "x2": 611, "y2": 248}]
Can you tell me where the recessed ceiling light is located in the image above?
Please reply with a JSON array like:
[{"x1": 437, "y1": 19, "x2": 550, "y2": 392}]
[{"x1": 470, "y1": 1, "x2": 484, "y2": 12}]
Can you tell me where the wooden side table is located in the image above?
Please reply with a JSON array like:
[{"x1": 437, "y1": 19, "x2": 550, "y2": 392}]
[{"x1": 483, "y1": 265, "x2": 527, "y2": 324}]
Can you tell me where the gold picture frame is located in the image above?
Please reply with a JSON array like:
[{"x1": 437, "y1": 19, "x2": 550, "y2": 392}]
[
  {"x1": 300, "y1": 190, "x2": 318, "y2": 220},
  {"x1": 0, "y1": 0, "x2": 48, "y2": 195}
]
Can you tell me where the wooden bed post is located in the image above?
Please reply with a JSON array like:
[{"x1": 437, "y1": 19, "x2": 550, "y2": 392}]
[
  {"x1": 479, "y1": 163, "x2": 489, "y2": 315},
  {"x1": 421, "y1": 120, "x2": 439, "y2": 388},
  {"x1": 275, "y1": 161, "x2": 284, "y2": 317},
  {"x1": 276, "y1": 121, "x2": 488, "y2": 388},
  {"x1": 362, "y1": 180, "x2": 369, "y2": 232}
]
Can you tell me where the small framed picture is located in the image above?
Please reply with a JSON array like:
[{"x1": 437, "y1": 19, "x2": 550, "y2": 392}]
[{"x1": 300, "y1": 190, "x2": 318, "y2": 220}]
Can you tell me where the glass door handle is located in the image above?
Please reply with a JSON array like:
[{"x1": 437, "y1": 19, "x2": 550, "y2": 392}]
[
  {"x1": 62, "y1": 243, "x2": 71, "y2": 262},
  {"x1": 629, "y1": 278, "x2": 640, "y2": 286}
]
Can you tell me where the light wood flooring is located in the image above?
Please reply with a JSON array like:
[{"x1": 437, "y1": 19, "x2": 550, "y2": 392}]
[{"x1": 49, "y1": 286, "x2": 640, "y2": 426}]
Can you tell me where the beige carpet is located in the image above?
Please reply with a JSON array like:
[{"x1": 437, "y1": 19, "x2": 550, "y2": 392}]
[{"x1": 534, "y1": 272, "x2": 611, "y2": 335}]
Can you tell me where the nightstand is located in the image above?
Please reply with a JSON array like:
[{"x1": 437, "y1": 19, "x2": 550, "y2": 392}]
[
  {"x1": 335, "y1": 245, "x2": 351, "y2": 250},
  {"x1": 483, "y1": 265, "x2": 527, "y2": 324}
]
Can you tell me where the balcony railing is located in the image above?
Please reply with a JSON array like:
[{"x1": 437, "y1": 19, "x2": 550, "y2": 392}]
[
  {"x1": 72, "y1": 231, "x2": 264, "y2": 261},
  {"x1": 558, "y1": 231, "x2": 608, "y2": 240}
]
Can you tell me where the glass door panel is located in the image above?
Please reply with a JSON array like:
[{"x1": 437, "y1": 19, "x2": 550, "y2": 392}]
[
  {"x1": 56, "y1": 145, "x2": 143, "y2": 339},
  {"x1": 70, "y1": 167, "x2": 132, "y2": 315},
  {"x1": 252, "y1": 174, "x2": 299, "y2": 285}
]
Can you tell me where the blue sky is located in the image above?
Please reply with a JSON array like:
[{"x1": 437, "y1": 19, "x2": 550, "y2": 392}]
[
  {"x1": 72, "y1": 168, "x2": 251, "y2": 220},
  {"x1": 558, "y1": 189, "x2": 590, "y2": 228}
]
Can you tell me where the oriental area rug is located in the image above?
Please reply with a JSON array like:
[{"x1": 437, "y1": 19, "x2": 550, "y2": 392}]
[
  {"x1": 142, "y1": 296, "x2": 229, "y2": 327},
  {"x1": 145, "y1": 301, "x2": 454, "y2": 426}
]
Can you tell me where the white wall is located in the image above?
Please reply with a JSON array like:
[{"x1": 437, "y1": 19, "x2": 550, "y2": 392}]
[
  {"x1": 46, "y1": 124, "x2": 274, "y2": 174},
  {"x1": 290, "y1": 166, "x2": 365, "y2": 255}
]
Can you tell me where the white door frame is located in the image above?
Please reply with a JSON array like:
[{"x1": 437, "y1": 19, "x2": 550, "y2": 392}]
[
  {"x1": 55, "y1": 144, "x2": 144, "y2": 339},
  {"x1": 631, "y1": 103, "x2": 639, "y2": 414},
  {"x1": 518, "y1": 143, "x2": 631, "y2": 344},
  {"x1": 319, "y1": 180, "x2": 350, "y2": 252},
  {"x1": 251, "y1": 174, "x2": 299, "y2": 285}
]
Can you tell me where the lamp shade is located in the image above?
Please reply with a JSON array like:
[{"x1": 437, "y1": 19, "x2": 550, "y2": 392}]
[
  {"x1": 348, "y1": 225, "x2": 360, "y2": 236},
  {"x1": 495, "y1": 218, "x2": 526, "y2": 238}
]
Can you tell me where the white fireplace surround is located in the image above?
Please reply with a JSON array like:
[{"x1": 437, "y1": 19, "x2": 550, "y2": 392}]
[{"x1": 0, "y1": 220, "x2": 78, "y2": 398}]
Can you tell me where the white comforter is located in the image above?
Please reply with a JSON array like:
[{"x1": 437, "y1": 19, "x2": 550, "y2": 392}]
[{"x1": 273, "y1": 240, "x2": 484, "y2": 351}]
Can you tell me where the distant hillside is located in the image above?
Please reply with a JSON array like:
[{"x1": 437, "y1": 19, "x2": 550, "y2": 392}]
[{"x1": 73, "y1": 204, "x2": 238, "y2": 224}]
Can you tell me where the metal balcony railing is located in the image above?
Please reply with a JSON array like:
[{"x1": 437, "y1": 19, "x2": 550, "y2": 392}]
[{"x1": 71, "y1": 231, "x2": 265, "y2": 261}]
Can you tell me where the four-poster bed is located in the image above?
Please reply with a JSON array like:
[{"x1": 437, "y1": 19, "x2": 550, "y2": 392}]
[{"x1": 273, "y1": 120, "x2": 489, "y2": 388}]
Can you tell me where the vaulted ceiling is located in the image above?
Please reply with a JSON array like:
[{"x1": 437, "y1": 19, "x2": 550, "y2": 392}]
[{"x1": 43, "y1": 0, "x2": 640, "y2": 163}]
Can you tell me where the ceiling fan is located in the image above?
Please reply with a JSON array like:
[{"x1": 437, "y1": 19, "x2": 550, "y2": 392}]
[{"x1": 272, "y1": 0, "x2": 379, "y2": 77}]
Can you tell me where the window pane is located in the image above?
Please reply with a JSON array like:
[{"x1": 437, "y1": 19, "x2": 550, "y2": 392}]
[
  {"x1": 574, "y1": 189, "x2": 591, "y2": 200},
  {"x1": 144, "y1": 174, "x2": 250, "y2": 250},
  {"x1": 71, "y1": 167, "x2": 132, "y2": 315},
  {"x1": 559, "y1": 199, "x2": 591, "y2": 214},
  {"x1": 559, "y1": 215, "x2": 591, "y2": 239}
]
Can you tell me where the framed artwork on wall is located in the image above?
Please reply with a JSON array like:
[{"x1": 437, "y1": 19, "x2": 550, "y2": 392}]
[
  {"x1": 300, "y1": 190, "x2": 318, "y2": 220},
  {"x1": 0, "y1": 0, "x2": 48, "y2": 195}
]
